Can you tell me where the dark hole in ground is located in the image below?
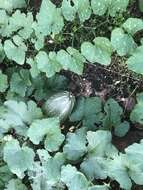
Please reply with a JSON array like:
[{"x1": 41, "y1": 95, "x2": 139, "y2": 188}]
[{"x1": 28, "y1": 0, "x2": 41, "y2": 11}]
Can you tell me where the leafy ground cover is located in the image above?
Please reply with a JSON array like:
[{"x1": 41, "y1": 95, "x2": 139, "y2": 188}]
[{"x1": 0, "y1": 0, "x2": 143, "y2": 189}]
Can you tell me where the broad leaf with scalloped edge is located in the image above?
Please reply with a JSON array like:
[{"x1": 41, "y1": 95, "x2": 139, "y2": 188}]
[
  {"x1": 81, "y1": 37, "x2": 112, "y2": 65},
  {"x1": 63, "y1": 127, "x2": 87, "y2": 161},
  {"x1": 127, "y1": 45, "x2": 143, "y2": 74},
  {"x1": 27, "y1": 118, "x2": 65, "y2": 152},
  {"x1": 4, "y1": 139, "x2": 35, "y2": 178}
]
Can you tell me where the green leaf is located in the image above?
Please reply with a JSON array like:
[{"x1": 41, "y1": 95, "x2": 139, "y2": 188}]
[
  {"x1": 5, "y1": 100, "x2": 43, "y2": 125},
  {"x1": 125, "y1": 141, "x2": 143, "y2": 185},
  {"x1": 103, "y1": 98, "x2": 123, "y2": 129},
  {"x1": 107, "y1": 154, "x2": 132, "y2": 190},
  {"x1": 61, "y1": 0, "x2": 77, "y2": 21},
  {"x1": 37, "y1": 149, "x2": 51, "y2": 163},
  {"x1": 3, "y1": 10, "x2": 33, "y2": 39},
  {"x1": 10, "y1": 69, "x2": 32, "y2": 97},
  {"x1": 0, "y1": 0, "x2": 26, "y2": 11},
  {"x1": 28, "y1": 162, "x2": 44, "y2": 190},
  {"x1": 114, "y1": 121, "x2": 130, "y2": 137},
  {"x1": 56, "y1": 48, "x2": 84, "y2": 75},
  {"x1": 87, "y1": 130, "x2": 115, "y2": 157},
  {"x1": 125, "y1": 139, "x2": 143, "y2": 160},
  {"x1": 91, "y1": 0, "x2": 108, "y2": 16},
  {"x1": 4, "y1": 139, "x2": 35, "y2": 178},
  {"x1": 81, "y1": 157, "x2": 108, "y2": 180},
  {"x1": 61, "y1": 165, "x2": 89, "y2": 190},
  {"x1": 63, "y1": 127, "x2": 87, "y2": 161},
  {"x1": 36, "y1": 51, "x2": 61, "y2": 78},
  {"x1": 70, "y1": 97, "x2": 103, "y2": 129},
  {"x1": 31, "y1": 33, "x2": 45, "y2": 50},
  {"x1": 44, "y1": 130, "x2": 65, "y2": 152},
  {"x1": 34, "y1": 0, "x2": 64, "y2": 36},
  {"x1": 4, "y1": 37, "x2": 27, "y2": 65},
  {"x1": 126, "y1": 45, "x2": 143, "y2": 74},
  {"x1": 70, "y1": 97, "x2": 85, "y2": 121},
  {"x1": 67, "y1": 47, "x2": 85, "y2": 74},
  {"x1": 91, "y1": 0, "x2": 129, "y2": 16},
  {"x1": 81, "y1": 37, "x2": 112, "y2": 65},
  {"x1": 44, "y1": 152, "x2": 65, "y2": 185},
  {"x1": 129, "y1": 166, "x2": 143, "y2": 186},
  {"x1": 27, "y1": 58, "x2": 40, "y2": 78},
  {"x1": 88, "y1": 185, "x2": 109, "y2": 190},
  {"x1": 0, "y1": 10, "x2": 9, "y2": 36},
  {"x1": 5, "y1": 179, "x2": 27, "y2": 190},
  {"x1": 0, "y1": 119, "x2": 10, "y2": 139},
  {"x1": 139, "y1": 0, "x2": 143, "y2": 12},
  {"x1": 31, "y1": 74, "x2": 68, "y2": 101},
  {"x1": 29, "y1": 152, "x2": 65, "y2": 189},
  {"x1": 0, "y1": 100, "x2": 43, "y2": 136},
  {"x1": 74, "y1": 0, "x2": 91, "y2": 22},
  {"x1": 62, "y1": 0, "x2": 91, "y2": 22},
  {"x1": 61, "y1": 164, "x2": 79, "y2": 185},
  {"x1": 27, "y1": 118, "x2": 65, "y2": 152},
  {"x1": 30, "y1": 75, "x2": 48, "y2": 101},
  {"x1": 111, "y1": 28, "x2": 136, "y2": 56},
  {"x1": 0, "y1": 71, "x2": 8, "y2": 93},
  {"x1": 109, "y1": 0, "x2": 129, "y2": 17},
  {"x1": 15, "y1": 12, "x2": 33, "y2": 39},
  {"x1": 0, "y1": 164, "x2": 13, "y2": 189},
  {"x1": 130, "y1": 93, "x2": 143, "y2": 125},
  {"x1": 46, "y1": 74, "x2": 68, "y2": 92},
  {"x1": 122, "y1": 18, "x2": 143, "y2": 35},
  {"x1": 81, "y1": 42, "x2": 95, "y2": 63},
  {"x1": 125, "y1": 141, "x2": 143, "y2": 169}
]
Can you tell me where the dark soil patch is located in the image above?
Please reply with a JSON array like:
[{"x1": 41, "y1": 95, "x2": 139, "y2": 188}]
[
  {"x1": 65, "y1": 57, "x2": 143, "y2": 101},
  {"x1": 129, "y1": 0, "x2": 143, "y2": 18},
  {"x1": 113, "y1": 130, "x2": 143, "y2": 151},
  {"x1": 28, "y1": 0, "x2": 41, "y2": 11}
]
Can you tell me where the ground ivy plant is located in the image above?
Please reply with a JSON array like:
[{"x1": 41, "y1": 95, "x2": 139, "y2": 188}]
[{"x1": 0, "y1": 0, "x2": 143, "y2": 189}]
